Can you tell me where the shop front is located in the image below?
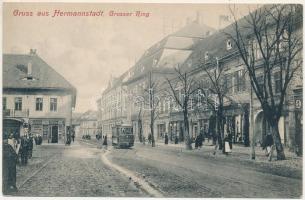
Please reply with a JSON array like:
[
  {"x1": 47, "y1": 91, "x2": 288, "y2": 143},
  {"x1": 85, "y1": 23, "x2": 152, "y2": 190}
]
[{"x1": 29, "y1": 118, "x2": 65, "y2": 143}]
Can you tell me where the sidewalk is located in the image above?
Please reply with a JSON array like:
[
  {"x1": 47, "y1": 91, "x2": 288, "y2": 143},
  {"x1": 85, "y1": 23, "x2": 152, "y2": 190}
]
[{"x1": 139, "y1": 140, "x2": 302, "y2": 179}]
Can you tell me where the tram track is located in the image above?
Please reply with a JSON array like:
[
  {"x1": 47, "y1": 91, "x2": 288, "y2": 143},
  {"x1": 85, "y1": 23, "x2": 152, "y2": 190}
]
[
  {"x1": 17, "y1": 154, "x2": 57, "y2": 189},
  {"x1": 100, "y1": 150, "x2": 164, "y2": 197},
  {"x1": 79, "y1": 140, "x2": 163, "y2": 197}
]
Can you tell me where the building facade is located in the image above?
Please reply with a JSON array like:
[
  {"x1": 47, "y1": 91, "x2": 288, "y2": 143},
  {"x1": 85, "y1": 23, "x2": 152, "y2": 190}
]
[
  {"x1": 79, "y1": 110, "x2": 99, "y2": 138},
  {"x1": 97, "y1": 5, "x2": 302, "y2": 152},
  {"x1": 3, "y1": 50, "x2": 77, "y2": 143}
]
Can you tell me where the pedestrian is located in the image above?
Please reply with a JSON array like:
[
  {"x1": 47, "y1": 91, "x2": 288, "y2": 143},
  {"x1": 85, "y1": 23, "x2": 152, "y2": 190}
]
[
  {"x1": 174, "y1": 136, "x2": 178, "y2": 144},
  {"x1": 27, "y1": 134, "x2": 34, "y2": 159},
  {"x1": 38, "y1": 134, "x2": 42, "y2": 145},
  {"x1": 195, "y1": 135, "x2": 199, "y2": 149},
  {"x1": 228, "y1": 131, "x2": 233, "y2": 150},
  {"x1": 3, "y1": 139, "x2": 18, "y2": 193},
  {"x1": 71, "y1": 129, "x2": 75, "y2": 143},
  {"x1": 264, "y1": 132, "x2": 274, "y2": 161},
  {"x1": 199, "y1": 133, "x2": 204, "y2": 149},
  {"x1": 66, "y1": 131, "x2": 71, "y2": 145},
  {"x1": 165, "y1": 133, "x2": 169, "y2": 145},
  {"x1": 223, "y1": 134, "x2": 231, "y2": 155},
  {"x1": 103, "y1": 135, "x2": 108, "y2": 146},
  {"x1": 148, "y1": 133, "x2": 152, "y2": 144},
  {"x1": 20, "y1": 135, "x2": 29, "y2": 165}
]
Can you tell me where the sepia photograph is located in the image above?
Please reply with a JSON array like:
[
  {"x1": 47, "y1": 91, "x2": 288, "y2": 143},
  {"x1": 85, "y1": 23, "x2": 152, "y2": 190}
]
[{"x1": 1, "y1": 1, "x2": 303, "y2": 198}]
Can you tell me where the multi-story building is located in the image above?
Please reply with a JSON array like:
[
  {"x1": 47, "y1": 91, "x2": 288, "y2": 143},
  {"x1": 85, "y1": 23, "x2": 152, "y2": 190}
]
[
  {"x1": 98, "y1": 5, "x2": 302, "y2": 153},
  {"x1": 3, "y1": 50, "x2": 77, "y2": 143},
  {"x1": 97, "y1": 19, "x2": 215, "y2": 140},
  {"x1": 97, "y1": 73, "x2": 129, "y2": 137},
  {"x1": 79, "y1": 110, "x2": 99, "y2": 138}
]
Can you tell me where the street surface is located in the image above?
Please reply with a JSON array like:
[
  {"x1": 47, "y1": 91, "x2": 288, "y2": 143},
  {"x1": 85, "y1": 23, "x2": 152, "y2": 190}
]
[
  {"x1": 14, "y1": 142, "x2": 147, "y2": 197},
  {"x1": 10, "y1": 139, "x2": 302, "y2": 198}
]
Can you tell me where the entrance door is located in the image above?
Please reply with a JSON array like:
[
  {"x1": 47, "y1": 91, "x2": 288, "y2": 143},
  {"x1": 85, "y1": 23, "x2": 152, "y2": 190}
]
[{"x1": 51, "y1": 125, "x2": 58, "y2": 143}]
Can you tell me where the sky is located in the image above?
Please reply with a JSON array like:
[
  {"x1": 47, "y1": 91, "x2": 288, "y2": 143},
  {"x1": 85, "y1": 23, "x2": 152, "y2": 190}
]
[{"x1": 3, "y1": 3, "x2": 261, "y2": 113}]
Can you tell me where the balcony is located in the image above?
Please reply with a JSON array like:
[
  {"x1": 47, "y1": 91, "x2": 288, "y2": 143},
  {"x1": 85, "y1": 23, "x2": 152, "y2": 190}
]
[{"x1": 3, "y1": 109, "x2": 29, "y2": 118}]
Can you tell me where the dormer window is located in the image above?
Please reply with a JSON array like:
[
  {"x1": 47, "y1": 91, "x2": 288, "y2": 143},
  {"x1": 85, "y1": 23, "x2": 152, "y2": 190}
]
[
  {"x1": 226, "y1": 40, "x2": 232, "y2": 50},
  {"x1": 153, "y1": 59, "x2": 158, "y2": 67},
  {"x1": 205, "y1": 52, "x2": 209, "y2": 60}
]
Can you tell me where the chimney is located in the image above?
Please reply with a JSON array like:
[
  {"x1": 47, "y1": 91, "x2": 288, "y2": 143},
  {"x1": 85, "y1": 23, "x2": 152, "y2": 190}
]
[{"x1": 27, "y1": 61, "x2": 32, "y2": 77}]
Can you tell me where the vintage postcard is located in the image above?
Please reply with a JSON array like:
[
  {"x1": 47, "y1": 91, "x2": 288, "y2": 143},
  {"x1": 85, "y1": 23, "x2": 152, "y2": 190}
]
[{"x1": 1, "y1": 1, "x2": 303, "y2": 198}]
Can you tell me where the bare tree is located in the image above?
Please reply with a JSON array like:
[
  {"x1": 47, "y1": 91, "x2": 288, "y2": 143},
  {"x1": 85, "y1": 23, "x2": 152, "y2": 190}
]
[
  {"x1": 227, "y1": 5, "x2": 302, "y2": 160},
  {"x1": 137, "y1": 107, "x2": 143, "y2": 142},
  {"x1": 199, "y1": 58, "x2": 228, "y2": 151},
  {"x1": 146, "y1": 72, "x2": 160, "y2": 147},
  {"x1": 166, "y1": 66, "x2": 197, "y2": 150}
]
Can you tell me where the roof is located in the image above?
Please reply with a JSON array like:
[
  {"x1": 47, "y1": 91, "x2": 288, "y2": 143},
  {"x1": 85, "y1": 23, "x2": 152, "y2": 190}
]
[
  {"x1": 3, "y1": 53, "x2": 77, "y2": 106},
  {"x1": 80, "y1": 110, "x2": 98, "y2": 121},
  {"x1": 187, "y1": 4, "x2": 301, "y2": 69},
  {"x1": 122, "y1": 21, "x2": 215, "y2": 84},
  {"x1": 171, "y1": 21, "x2": 214, "y2": 38}
]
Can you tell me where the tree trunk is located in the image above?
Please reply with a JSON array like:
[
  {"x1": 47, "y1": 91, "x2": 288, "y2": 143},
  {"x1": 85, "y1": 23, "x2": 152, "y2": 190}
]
[
  {"x1": 138, "y1": 119, "x2": 143, "y2": 142},
  {"x1": 150, "y1": 122, "x2": 155, "y2": 147},
  {"x1": 243, "y1": 107, "x2": 250, "y2": 147},
  {"x1": 269, "y1": 119, "x2": 286, "y2": 160},
  {"x1": 184, "y1": 112, "x2": 192, "y2": 150}
]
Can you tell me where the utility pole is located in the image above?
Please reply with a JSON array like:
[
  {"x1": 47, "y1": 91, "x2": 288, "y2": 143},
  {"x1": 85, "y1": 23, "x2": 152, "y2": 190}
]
[{"x1": 250, "y1": 83, "x2": 255, "y2": 160}]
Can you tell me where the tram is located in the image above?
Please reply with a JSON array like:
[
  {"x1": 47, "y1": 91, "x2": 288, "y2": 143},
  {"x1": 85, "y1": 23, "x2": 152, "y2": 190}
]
[{"x1": 112, "y1": 124, "x2": 134, "y2": 148}]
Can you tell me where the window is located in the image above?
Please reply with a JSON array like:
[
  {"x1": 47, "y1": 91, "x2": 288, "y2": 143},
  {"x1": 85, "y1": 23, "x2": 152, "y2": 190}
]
[
  {"x1": 238, "y1": 70, "x2": 246, "y2": 92},
  {"x1": 274, "y1": 72, "x2": 281, "y2": 94},
  {"x1": 3, "y1": 97, "x2": 7, "y2": 110},
  {"x1": 249, "y1": 40, "x2": 263, "y2": 60},
  {"x1": 36, "y1": 97, "x2": 43, "y2": 111},
  {"x1": 15, "y1": 97, "x2": 22, "y2": 111},
  {"x1": 224, "y1": 75, "x2": 232, "y2": 94},
  {"x1": 233, "y1": 72, "x2": 239, "y2": 93},
  {"x1": 226, "y1": 40, "x2": 232, "y2": 50},
  {"x1": 257, "y1": 76, "x2": 264, "y2": 92},
  {"x1": 50, "y1": 98, "x2": 57, "y2": 111}
]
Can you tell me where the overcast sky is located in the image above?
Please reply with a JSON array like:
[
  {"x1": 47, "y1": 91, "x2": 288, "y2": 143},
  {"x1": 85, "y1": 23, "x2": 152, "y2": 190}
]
[{"x1": 3, "y1": 3, "x2": 260, "y2": 113}]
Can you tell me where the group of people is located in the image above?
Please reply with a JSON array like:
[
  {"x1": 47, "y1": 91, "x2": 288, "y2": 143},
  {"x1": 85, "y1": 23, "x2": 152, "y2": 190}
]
[
  {"x1": 194, "y1": 133, "x2": 205, "y2": 149},
  {"x1": 163, "y1": 133, "x2": 178, "y2": 145},
  {"x1": 3, "y1": 130, "x2": 36, "y2": 193},
  {"x1": 65, "y1": 128, "x2": 75, "y2": 145}
]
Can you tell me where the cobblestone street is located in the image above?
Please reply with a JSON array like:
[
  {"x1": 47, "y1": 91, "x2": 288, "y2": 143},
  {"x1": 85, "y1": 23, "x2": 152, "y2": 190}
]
[
  {"x1": 12, "y1": 142, "x2": 147, "y2": 197},
  {"x1": 6, "y1": 139, "x2": 302, "y2": 198},
  {"x1": 108, "y1": 142, "x2": 302, "y2": 198}
]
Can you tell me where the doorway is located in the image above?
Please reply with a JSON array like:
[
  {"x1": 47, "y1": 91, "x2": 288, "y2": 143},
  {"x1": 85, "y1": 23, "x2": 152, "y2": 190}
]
[{"x1": 51, "y1": 125, "x2": 58, "y2": 143}]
